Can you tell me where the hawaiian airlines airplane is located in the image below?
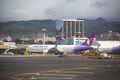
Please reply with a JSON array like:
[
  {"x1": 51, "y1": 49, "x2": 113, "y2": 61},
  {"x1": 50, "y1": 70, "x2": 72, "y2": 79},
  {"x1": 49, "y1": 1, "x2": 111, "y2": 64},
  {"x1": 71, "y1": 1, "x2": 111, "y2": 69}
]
[
  {"x1": 97, "y1": 41, "x2": 120, "y2": 54},
  {"x1": 111, "y1": 46, "x2": 120, "y2": 54},
  {"x1": 28, "y1": 33, "x2": 95, "y2": 54},
  {"x1": 98, "y1": 45, "x2": 120, "y2": 54}
]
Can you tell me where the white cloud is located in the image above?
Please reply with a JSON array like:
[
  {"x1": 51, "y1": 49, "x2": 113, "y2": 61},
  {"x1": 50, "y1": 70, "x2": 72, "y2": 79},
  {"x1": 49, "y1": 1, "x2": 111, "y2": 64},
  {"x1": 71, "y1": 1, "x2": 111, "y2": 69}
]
[{"x1": 0, "y1": 0, "x2": 120, "y2": 21}]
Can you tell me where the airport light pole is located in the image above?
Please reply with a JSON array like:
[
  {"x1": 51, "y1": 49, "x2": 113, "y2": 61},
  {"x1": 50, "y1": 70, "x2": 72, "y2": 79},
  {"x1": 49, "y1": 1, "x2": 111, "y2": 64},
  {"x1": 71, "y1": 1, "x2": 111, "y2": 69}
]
[
  {"x1": 77, "y1": 32, "x2": 81, "y2": 44},
  {"x1": 22, "y1": 35, "x2": 24, "y2": 45},
  {"x1": 41, "y1": 29, "x2": 47, "y2": 45}
]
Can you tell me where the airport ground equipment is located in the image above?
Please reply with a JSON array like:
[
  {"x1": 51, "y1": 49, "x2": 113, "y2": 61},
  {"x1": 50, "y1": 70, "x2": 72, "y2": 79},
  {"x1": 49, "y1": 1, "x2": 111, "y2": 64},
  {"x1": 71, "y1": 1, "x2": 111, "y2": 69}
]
[
  {"x1": 0, "y1": 45, "x2": 10, "y2": 54},
  {"x1": 0, "y1": 45, "x2": 25, "y2": 55},
  {"x1": 24, "y1": 48, "x2": 30, "y2": 55},
  {"x1": 81, "y1": 49, "x2": 114, "y2": 59}
]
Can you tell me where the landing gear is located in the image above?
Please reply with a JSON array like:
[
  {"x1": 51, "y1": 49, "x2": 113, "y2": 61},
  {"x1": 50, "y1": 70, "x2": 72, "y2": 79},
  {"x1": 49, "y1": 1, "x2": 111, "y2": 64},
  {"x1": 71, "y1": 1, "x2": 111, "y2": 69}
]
[{"x1": 58, "y1": 52, "x2": 66, "y2": 58}]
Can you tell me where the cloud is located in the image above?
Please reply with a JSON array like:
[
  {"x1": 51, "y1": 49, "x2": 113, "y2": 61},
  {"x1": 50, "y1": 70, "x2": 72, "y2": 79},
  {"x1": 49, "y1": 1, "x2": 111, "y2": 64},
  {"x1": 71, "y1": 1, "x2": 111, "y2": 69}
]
[
  {"x1": 90, "y1": 1, "x2": 106, "y2": 7},
  {"x1": 0, "y1": 0, "x2": 120, "y2": 21}
]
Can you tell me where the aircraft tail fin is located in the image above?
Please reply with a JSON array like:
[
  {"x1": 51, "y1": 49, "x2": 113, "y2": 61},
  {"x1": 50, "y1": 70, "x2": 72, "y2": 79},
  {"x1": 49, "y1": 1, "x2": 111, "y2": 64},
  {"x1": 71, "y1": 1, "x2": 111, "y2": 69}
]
[
  {"x1": 82, "y1": 33, "x2": 95, "y2": 46},
  {"x1": 55, "y1": 44, "x2": 58, "y2": 48}
]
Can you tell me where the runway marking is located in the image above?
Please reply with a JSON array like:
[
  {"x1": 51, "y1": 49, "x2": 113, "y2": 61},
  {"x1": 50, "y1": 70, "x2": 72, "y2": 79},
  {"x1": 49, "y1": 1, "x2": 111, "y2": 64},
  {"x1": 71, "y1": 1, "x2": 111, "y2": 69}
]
[
  {"x1": 11, "y1": 64, "x2": 120, "y2": 80},
  {"x1": 13, "y1": 73, "x2": 40, "y2": 76},
  {"x1": 56, "y1": 67, "x2": 91, "y2": 70},
  {"x1": 40, "y1": 73, "x2": 77, "y2": 77},
  {"x1": 46, "y1": 67, "x2": 94, "y2": 73},
  {"x1": 29, "y1": 76, "x2": 37, "y2": 80},
  {"x1": 36, "y1": 77, "x2": 73, "y2": 80},
  {"x1": 11, "y1": 73, "x2": 42, "y2": 80},
  {"x1": 54, "y1": 71, "x2": 93, "y2": 74}
]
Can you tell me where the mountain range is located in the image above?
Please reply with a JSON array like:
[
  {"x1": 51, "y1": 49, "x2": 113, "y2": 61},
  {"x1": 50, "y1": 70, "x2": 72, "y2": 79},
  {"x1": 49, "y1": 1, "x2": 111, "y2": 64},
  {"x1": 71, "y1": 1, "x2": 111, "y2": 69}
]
[{"x1": 0, "y1": 18, "x2": 120, "y2": 37}]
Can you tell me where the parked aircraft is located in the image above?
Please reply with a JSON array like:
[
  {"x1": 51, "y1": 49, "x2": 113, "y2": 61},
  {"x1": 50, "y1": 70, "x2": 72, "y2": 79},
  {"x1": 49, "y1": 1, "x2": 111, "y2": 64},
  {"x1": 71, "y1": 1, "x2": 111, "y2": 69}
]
[
  {"x1": 111, "y1": 46, "x2": 120, "y2": 54},
  {"x1": 97, "y1": 44, "x2": 120, "y2": 54},
  {"x1": 28, "y1": 33, "x2": 95, "y2": 54}
]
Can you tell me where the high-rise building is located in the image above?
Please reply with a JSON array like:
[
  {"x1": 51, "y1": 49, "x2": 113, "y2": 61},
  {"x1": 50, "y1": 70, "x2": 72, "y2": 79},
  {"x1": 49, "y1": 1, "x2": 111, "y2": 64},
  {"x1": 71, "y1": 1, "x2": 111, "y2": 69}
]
[{"x1": 62, "y1": 19, "x2": 84, "y2": 39}]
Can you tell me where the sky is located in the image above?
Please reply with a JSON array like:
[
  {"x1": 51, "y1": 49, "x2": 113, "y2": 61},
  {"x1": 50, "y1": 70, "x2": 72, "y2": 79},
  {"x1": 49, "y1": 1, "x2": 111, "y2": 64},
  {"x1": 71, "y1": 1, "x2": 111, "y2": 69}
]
[{"x1": 0, "y1": 0, "x2": 120, "y2": 21}]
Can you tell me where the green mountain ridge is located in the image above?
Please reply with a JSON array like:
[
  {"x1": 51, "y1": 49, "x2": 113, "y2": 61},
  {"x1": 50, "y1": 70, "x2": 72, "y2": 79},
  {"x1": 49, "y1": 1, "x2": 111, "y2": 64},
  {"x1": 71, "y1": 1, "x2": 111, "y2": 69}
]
[
  {"x1": 0, "y1": 18, "x2": 120, "y2": 37},
  {"x1": 0, "y1": 20, "x2": 56, "y2": 37}
]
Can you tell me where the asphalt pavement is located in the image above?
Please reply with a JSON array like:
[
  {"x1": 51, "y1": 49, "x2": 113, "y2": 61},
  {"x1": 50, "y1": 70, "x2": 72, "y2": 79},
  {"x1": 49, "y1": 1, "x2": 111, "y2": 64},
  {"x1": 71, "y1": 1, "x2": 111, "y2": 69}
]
[{"x1": 0, "y1": 55, "x2": 120, "y2": 80}]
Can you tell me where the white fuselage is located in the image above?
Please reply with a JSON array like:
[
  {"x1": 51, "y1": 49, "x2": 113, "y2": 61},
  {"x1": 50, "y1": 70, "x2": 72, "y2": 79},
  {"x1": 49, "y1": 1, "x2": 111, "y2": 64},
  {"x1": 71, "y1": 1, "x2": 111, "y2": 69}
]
[
  {"x1": 97, "y1": 41, "x2": 120, "y2": 52},
  {"x1": 28, "y1": 41, "x2": 120, "y2": 53},
  {"x1": 28, "y1": 44, "x2": 76, "y2": 53}
]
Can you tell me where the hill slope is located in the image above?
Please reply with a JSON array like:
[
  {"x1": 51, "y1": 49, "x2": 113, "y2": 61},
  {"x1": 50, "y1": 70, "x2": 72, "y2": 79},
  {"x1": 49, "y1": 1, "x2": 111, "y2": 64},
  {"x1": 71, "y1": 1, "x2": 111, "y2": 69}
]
[
  {"x1": 0, "y1": 18, "x2": 120, "y2": 37},
  {"x1": 0, "y1": 20, "x2": 56, "y2": 37}
]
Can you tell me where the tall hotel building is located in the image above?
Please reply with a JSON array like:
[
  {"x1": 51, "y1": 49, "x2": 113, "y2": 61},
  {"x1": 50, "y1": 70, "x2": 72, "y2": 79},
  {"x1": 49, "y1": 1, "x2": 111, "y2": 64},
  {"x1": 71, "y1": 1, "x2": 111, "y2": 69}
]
[{"x1": 62, "y1": 19, "x2": 84, "y2": 39}]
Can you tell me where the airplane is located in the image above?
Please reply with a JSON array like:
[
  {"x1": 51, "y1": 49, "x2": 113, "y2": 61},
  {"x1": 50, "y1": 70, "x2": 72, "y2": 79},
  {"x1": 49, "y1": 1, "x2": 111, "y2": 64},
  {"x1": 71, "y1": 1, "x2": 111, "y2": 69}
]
[
  {"x1": 28, "y1": 33, "x2": 96, "y2": 54},
  {"x1": 110, "y1": 46, "x2": 120, "y2": 54},
  {"x1": 97, "y1": 43, "x2": 120, "y2": 54}
]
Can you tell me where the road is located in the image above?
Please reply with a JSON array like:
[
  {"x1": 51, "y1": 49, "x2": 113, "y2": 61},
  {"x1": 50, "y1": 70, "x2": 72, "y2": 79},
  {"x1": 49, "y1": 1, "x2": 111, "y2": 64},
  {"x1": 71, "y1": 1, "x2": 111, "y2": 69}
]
[{"x1": 0, "y1": 55, "x2": 120, "y2": 80}]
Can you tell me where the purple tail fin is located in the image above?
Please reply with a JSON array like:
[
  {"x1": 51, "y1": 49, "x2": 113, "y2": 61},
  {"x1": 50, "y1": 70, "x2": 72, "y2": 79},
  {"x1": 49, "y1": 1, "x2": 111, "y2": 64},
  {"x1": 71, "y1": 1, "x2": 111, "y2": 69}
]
[{"x1": 82, "y1": 33, "x2": 95, "y2": 46}]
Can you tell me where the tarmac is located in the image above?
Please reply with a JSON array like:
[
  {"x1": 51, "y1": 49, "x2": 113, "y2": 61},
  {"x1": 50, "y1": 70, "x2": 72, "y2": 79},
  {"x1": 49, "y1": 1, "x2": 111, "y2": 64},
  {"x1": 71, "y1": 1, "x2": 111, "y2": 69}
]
[{"x1": 0, "y1": 54, "x2": 120, "y2": 80}]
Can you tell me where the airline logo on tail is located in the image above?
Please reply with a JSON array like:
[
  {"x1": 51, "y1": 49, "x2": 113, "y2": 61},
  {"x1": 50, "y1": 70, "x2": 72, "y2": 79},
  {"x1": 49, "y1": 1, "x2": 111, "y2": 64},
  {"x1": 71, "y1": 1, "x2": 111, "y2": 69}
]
[
  {"x1": 73, "y1": 33, "x2": 95, "y2": 53},
  {"x1": 82, "y1": 33, "x2": 95, "y2": 46}
]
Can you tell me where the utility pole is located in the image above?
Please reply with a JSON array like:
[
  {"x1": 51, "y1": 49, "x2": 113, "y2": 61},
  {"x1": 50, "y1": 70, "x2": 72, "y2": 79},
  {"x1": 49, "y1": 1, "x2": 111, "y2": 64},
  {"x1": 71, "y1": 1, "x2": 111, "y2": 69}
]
[{"x1": 22, "y1": 35, "x2": 24, "y2": 45}]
